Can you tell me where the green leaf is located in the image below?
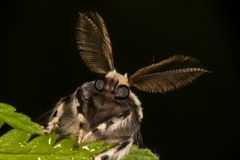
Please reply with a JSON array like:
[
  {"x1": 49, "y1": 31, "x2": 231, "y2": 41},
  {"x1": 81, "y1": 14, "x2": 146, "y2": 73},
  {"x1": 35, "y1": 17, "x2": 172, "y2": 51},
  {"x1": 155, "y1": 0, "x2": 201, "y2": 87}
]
[
  {"x1": 124, "y1": 146, "x2": 159, "y2": 160},
  {"x1": 0, "y1": 103, "x2": 44, "y2": 135},
  {"x1": 0, "y1": 103, "x2": 158, "y2": 160},
  {"x1": 0, "y1": 129, "x2": 114, "y2": 160},
  {"x1": 0, "y1": 129, "x2": 158, "y2": 160}
]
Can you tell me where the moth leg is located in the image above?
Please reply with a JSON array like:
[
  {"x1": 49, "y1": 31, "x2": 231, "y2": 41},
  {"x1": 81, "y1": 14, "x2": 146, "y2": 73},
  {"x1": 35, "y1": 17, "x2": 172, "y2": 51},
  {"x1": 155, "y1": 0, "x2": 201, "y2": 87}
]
[
  {"x1": 44, "y1": 101, "x2": 65, "y2": 134},
  {"x1": 45, "y1": 87, "x2": 84, "y2": 134},
  {"x1": 94, "y1": 137, "x2": 133, "y2": 160},
  {"x1": 82, "y1": 110, "x2": 131, "y2": 143},
  {"x1": 76, "y1": 113, "x2": 88, "y2": 146}
]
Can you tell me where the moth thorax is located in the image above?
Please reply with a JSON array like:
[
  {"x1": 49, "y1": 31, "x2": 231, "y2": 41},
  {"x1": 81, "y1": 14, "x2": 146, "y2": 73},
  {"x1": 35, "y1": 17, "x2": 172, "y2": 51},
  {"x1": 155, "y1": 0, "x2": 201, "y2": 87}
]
[{"x1": 104, "y1": 70, "x2": 129, "y2": 93}]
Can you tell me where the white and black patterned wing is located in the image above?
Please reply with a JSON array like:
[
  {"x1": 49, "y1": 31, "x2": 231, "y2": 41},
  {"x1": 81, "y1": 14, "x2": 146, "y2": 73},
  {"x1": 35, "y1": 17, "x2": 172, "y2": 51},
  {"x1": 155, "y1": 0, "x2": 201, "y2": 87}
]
[{"x1": 76, "y1": 12, "x2": 114, "y2": 74}]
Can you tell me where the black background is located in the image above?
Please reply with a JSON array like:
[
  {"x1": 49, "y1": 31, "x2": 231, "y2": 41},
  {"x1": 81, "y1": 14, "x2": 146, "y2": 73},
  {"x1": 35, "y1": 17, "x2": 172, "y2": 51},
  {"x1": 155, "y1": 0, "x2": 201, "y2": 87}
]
[{"x1": 0, "y1": 0, "x2": 239, "y2": 160}]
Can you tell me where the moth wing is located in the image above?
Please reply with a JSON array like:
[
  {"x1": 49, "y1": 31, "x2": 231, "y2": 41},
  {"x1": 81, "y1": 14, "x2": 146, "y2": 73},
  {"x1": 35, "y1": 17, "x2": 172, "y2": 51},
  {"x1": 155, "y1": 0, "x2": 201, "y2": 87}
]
[
  {"x1": 129, "y1": 55, "x2": 209, "y2": 93},
  {"x1": 76, "y1": 12, "x2": 114, "y2": 74}
]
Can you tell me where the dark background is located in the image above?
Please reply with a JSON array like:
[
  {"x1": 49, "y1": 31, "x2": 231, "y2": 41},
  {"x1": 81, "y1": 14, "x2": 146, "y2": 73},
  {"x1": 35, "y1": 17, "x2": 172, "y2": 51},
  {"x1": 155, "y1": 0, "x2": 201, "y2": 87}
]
[{"x1": 0, "y1": 0, "x2": 239, "y2": 160}]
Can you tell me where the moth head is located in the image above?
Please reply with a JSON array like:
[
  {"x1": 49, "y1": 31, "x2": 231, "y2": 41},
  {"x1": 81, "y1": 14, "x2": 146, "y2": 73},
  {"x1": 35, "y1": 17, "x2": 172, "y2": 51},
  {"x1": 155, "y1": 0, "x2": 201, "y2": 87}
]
[
  {"x1": 76, "y1": 12, "x2": 210, "y2": 95},
  {"x1": 94, "y1": 70, "x2": 130, "y2": 99}
]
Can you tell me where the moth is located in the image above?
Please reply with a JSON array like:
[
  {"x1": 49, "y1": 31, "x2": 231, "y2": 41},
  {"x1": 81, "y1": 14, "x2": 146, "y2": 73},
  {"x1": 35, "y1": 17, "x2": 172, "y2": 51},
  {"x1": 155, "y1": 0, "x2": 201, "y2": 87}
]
[{"x1": 44, "y1": 12, "x2": 209, "y2": 160}]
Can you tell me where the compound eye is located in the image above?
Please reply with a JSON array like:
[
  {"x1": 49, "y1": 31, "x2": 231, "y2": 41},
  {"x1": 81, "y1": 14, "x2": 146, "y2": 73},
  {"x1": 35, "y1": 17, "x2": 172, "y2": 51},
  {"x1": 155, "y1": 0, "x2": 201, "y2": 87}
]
[
  {"x1": 115, "y1": 85, "x2": 130, "y2": 99},
  {"x1": 95, "y1": 79, "x2": 105, "y2": 91}
]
